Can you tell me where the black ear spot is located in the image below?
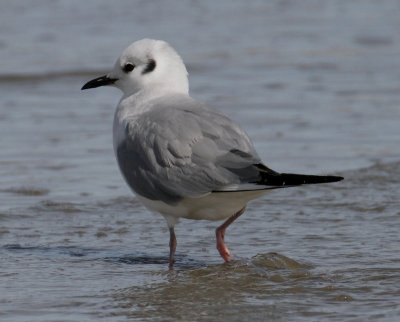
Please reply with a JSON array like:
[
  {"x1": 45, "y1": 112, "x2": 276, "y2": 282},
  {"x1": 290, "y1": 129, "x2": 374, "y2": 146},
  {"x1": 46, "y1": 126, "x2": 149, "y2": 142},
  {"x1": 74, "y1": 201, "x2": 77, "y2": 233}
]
[{"x1": 142, "y1": 59, "x2": 156, "y2": 75}]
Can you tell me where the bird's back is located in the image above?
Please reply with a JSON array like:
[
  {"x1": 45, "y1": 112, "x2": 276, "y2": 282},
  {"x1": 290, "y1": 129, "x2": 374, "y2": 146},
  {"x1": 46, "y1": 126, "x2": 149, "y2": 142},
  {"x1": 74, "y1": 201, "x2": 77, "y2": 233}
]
[{"x1": 114, "y1": 94, "x2": 263, "y2": 204}]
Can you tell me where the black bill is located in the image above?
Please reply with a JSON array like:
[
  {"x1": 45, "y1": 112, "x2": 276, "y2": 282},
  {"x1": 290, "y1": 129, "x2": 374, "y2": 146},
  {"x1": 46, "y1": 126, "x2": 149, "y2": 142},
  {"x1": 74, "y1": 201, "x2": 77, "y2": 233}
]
[{"x1": 81, "y1": 75, "x2": 118, "y2": 90}]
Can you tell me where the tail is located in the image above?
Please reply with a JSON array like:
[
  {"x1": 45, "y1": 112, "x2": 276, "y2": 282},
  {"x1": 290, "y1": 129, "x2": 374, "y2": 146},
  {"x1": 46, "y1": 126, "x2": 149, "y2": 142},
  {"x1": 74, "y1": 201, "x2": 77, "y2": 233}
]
[{"x1": 255, "y1": 164, "x2": 343, "y2": 187}]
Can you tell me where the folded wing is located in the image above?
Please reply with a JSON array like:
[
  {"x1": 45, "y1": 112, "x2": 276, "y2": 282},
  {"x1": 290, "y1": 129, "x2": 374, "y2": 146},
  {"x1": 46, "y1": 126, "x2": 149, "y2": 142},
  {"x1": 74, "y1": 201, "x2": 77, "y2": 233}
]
[{"x1": 115, "y1": 95, "x2": 343, "y2": 204}]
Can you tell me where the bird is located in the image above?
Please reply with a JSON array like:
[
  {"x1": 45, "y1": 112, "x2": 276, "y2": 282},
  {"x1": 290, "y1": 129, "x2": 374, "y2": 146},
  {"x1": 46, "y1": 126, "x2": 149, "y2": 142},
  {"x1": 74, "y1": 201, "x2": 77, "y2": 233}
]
[{"x1": 82, "y1": 39, "x2": 343, "y2": 268}]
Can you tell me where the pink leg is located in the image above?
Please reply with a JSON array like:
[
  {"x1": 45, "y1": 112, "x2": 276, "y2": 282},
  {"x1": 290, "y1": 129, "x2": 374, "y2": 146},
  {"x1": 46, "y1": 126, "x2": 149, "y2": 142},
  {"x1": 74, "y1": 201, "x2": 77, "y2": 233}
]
[
  {"x1": 215, "y1": 207, "x2": 246, "y2": 262},
  {"x1": 169, "y1": 227, "x2": 177, "y2": 269}
]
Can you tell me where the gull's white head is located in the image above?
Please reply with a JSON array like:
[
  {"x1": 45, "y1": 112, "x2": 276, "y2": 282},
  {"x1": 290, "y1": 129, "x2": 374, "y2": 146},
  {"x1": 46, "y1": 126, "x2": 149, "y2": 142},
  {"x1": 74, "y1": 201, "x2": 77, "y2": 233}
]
[{"x1": 82, "y1": 39, "x2": 189, "y2": 97}]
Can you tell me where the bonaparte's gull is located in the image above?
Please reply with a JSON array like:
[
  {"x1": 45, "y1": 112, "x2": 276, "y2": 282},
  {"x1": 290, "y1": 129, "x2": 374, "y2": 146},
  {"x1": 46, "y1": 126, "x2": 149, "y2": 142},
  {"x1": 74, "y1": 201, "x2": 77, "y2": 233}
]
[{"x1": 82, "y1": 39, "x2": 343, "y2": 268}]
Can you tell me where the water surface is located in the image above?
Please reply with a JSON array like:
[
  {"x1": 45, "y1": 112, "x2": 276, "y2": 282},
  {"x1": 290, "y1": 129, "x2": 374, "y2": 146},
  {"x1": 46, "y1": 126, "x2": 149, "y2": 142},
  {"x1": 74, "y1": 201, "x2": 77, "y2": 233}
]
[{"x1": 1, "y1": 1, "x2": 400, "y2": 321}]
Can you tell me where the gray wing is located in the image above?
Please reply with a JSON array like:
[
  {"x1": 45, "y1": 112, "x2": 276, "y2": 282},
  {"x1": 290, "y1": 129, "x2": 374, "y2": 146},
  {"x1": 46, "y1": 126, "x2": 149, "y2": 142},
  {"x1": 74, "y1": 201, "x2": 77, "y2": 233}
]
[{"x1": 116, "y1": 95, "x2": 269, "y2": 204}]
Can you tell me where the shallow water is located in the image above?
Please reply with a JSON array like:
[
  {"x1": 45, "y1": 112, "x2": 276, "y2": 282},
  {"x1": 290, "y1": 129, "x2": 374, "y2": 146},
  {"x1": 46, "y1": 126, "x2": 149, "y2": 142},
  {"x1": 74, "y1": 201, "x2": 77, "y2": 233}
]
[{"x1": 1, "y1": 1, "x2": 400, "y2": 321}]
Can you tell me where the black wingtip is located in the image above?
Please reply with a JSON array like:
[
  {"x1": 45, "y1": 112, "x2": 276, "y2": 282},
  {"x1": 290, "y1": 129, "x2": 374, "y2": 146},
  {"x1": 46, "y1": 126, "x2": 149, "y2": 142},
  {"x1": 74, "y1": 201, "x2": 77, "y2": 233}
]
[
  {"x1": 278, "y1": 173, "x2": 344, "y2": 185},
  {"x1": 252, "y1": 163, "x2": 344, "y2": 187},
  {"x1": 325, "y1": 175, "x2": 344, "y2": 183},
  {"x1": 256, "y1": 171, "x2": 344, "y2": 187}
]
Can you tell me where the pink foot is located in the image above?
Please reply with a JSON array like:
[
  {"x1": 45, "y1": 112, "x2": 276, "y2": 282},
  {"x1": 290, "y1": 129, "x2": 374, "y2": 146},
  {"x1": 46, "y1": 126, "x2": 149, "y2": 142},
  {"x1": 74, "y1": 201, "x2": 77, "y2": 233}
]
[
  {"x1": 215, "y1": 207, "x2": 245, "y2": 263},
  {"x1": 169, "y1": 227, "x2": 177, "y2": 269},
  {"x1": 216, "y1": 228, "x2": 232, "y2": 262}
]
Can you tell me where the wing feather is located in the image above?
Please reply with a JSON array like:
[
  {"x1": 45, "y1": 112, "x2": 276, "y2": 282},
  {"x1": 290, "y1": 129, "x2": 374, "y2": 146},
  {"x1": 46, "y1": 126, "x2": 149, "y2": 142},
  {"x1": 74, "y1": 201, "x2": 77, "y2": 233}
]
[{"x1": 115, "y1": 95, "x2": 262, "y2": 204}]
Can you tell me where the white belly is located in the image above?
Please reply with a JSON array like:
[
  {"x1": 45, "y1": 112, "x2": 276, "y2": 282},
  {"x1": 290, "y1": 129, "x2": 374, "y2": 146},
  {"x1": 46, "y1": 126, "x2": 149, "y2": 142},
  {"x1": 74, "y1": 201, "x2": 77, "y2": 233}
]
[{"x1": 136, "y1": 190, "x2": 268, "y2": 226}]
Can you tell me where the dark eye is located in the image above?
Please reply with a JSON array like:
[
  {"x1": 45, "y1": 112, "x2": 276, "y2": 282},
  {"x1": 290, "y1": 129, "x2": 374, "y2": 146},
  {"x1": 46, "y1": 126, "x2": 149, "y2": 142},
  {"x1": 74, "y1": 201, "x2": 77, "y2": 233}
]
[{"x1": 123, "y1": 63, "x2": 135, "y2": 73}]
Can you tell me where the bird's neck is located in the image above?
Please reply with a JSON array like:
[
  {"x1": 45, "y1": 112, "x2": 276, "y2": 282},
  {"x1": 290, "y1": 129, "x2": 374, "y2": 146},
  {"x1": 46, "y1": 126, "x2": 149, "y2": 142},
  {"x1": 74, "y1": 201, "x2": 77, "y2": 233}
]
[{"x1": 117, "y1": 87, "x2": 188, "y2": 120}]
